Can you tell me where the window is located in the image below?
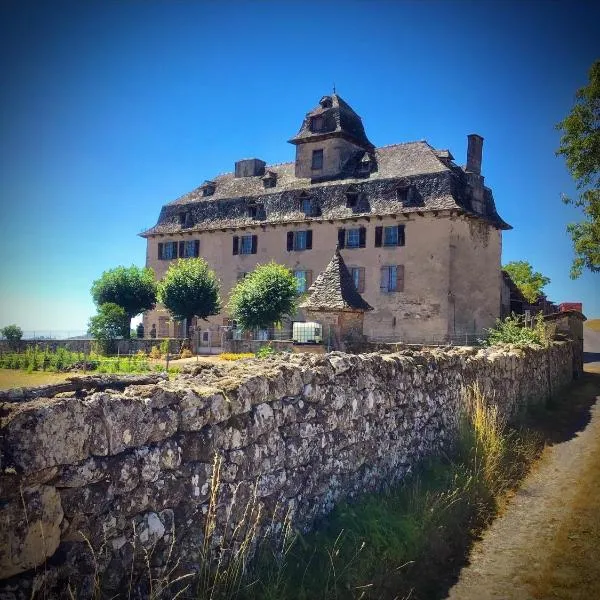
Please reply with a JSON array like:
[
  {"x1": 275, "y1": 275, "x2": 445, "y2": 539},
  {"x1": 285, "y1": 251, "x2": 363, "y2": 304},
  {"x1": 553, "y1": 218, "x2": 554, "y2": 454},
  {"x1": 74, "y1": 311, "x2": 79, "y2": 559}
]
[
  {"x1": 350, "y1": 267, "x2": 365, "y2": 293},
  {"x1": 396, "y1": 186, "x2": 409, "y2": 203},
  {"x1": 380, "y1": 265, "x2": 405, "y2": 293},
  {"x1": 263, "y1": 177, "x2": 276, "y2": 189},
  {"x1": 337, "y1": 227, "x2": 366, "y2": 249},
  {"x1": 287, "y1": 230, "x2": 313, "y2": 251},
  {"x1": 294, "y1": 270, "x2": 313, "y2": 293},
  {"x1": 202, "y1": 182, "x2": 216, "y2": 197},
  {"x1": 247, "y1": 203, "x2": 258, "y2": 219},
  {"x1": 240, "y1": 235, "x2": 253, "y2": 254},
  {"x1": 158, "y1": 241, "x2": 178, "y2": 260},
  {"x1": 179, "y1": 239, "x2": 200, "y2": 258},
  {"x1": 345, "y1": 186, "x2": 359, "y2": 208},
  {"x1": 311, "y1": 149, "x2": 323, "y2": 170},
  {"x1": 311, "y1": 116, "x2": 324, "y2": 132},
  {"x1": 346, "y1": 228, "x2": 360, "y2": 248},
  {"x1": 301, "y1": 196, "x2": 313, "y2": 215},
  {"x1": 233, "y1": 234, "x2": 257, "y2": 255},
  {"x1": 375, "y1": 225, "x2": 405, "y2": 247}
]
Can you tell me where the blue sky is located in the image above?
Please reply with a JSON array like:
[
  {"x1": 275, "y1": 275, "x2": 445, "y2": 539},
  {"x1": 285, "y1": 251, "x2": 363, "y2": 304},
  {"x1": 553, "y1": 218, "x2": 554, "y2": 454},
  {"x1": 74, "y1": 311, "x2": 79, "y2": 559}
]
[{"x1": 0, "y1": 0, "x2": 598, "y2": 333}]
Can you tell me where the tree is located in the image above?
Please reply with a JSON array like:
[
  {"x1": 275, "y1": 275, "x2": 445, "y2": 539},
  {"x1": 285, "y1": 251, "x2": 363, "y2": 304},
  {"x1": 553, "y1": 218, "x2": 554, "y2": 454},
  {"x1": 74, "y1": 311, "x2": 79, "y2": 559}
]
[
  {"x1": 157, "y1": 258, "x2": 221, "y2": 336},
  {"x1": 1, "y1": 324, "x2": 23, "y2": 351},
  {"x1": 88, "y1": 303, "x2": 128, "y2": 355},
  {"x1": 556, "y1": 60, "x2": 600, "y2": 278},
  {"x1": 91, "y1": 266, "x2": 157, "y2": 338},
  {"x1": 228, "y1": 262, "x2": 298, "y2": 330},
  {"x1": 503, "y1": 261, "x2": 550, "y2": 304}
]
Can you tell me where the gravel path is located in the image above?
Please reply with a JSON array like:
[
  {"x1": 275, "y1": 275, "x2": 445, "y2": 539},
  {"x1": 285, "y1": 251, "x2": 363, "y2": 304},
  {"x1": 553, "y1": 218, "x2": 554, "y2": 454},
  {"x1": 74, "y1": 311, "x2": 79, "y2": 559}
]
[{"x1": 446, "y1": 355, "x2": 600, "y2": 599}]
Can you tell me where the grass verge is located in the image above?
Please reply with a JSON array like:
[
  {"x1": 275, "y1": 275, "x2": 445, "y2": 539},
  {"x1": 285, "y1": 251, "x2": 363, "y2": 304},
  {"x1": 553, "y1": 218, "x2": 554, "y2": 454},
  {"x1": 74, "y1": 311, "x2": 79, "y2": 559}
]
[{"x1": 0, "y1": 368, "x2": 72, "y2": 390}]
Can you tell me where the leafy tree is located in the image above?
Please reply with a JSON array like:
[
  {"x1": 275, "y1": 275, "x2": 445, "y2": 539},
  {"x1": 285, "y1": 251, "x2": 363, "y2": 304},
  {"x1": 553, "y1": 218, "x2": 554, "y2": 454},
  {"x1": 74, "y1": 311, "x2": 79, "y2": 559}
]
[
  {"x1": 503, "y1": 261, "x2": 550, "y2": 304},
  {"x1": 157, "y1": 258, "x2": 221, "y2": 336},
  {"x1": 91, "y1": 266, "x2": 157, "y2": 338},
  {"x1": 1, "y1": 324, "x2": 23, "y2": 351},
  {"x1": 88, "y1": 303, "x2": 129, "y2": 355},
  {"x1": 228, "y1": 262, "x2": 298, "y2": 330},
  {"x1": 556, "y1": 60, "x2": 600, "y2": 278}
]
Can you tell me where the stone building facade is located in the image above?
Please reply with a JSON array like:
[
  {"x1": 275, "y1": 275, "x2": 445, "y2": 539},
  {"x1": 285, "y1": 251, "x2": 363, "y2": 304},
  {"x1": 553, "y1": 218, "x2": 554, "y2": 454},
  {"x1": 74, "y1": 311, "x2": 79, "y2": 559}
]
[{"x1": 141, "y1": 93, "x2": 510, "y2": 344}]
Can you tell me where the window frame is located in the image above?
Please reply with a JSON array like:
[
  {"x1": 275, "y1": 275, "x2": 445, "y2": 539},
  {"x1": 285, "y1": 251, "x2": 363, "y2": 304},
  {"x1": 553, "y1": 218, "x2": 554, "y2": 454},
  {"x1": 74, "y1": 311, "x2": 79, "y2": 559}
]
[
  {"x1": 293, "y1": 269, "x2": 312, "y2": 293},
  {"x1": 349, "y1": 266, "x2": 366, "y2": 293},
  {"x1": 159, "y1": 241, "x2": 178, "y2": 260},
  {"x1": 346, "y1": 228, "x2": 361, "y2": 249},
  {"x1": 380, "y1": 265, "x2": 404, "y2": 293},
  {"x1": 383, "y1": 226, "x2": 399, "y2": 247},
  {"x1": 240, "y1": 235, "x2": 254, "y2": 255},
  {"x1": 311, "y1": 149, "x2": 324, "y2": 170}
]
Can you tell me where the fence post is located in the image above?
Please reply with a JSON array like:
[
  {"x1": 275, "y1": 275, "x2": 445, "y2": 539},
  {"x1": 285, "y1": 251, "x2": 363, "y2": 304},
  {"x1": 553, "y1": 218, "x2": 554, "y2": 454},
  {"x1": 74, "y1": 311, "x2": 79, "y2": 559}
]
[
  {"x1": 83, "y1": 342, "x2": 87, "y2": 375},
  {"x1": 165, "y1": 349, "x2": 169, "y2": 372}
]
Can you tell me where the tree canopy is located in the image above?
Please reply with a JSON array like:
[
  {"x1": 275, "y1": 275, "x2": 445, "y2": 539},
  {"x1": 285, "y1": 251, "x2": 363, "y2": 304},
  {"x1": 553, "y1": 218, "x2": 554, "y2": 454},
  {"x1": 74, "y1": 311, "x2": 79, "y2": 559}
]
[
  {"x1": 88, "y1": 303, "x2": 128, "y2": 355},
  {"x1": 157, "y1": 258, "x2": 221, "y2": 332},
  {"x1": 228, "y1": 262, "x2": 298, "y2": 330},
  {"x1": 556, "y1": 59, "x2": 600, "y2": 278},
  {"x1": 1, "y1": 324, "x2": 23, "y2": 350},
  {"x1": 91, "y1": 266, "x2": 157, "y2": 337},
  {"x1": 503, "y1": 260, "x2": 550, "y2": 304}
]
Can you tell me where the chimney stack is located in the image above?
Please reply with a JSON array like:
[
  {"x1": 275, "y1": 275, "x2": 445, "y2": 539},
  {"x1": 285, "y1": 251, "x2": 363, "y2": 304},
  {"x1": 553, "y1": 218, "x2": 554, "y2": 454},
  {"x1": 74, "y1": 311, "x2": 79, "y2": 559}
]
[{"x1": 466, "y1": 134, "x2": 483, "y2": 175}]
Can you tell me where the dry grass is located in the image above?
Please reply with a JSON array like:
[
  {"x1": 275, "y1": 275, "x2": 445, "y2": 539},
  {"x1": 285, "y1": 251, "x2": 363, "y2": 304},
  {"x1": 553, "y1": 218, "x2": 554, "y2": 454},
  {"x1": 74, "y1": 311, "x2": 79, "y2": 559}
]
[
  {"x1": 218, "y1": 352, "x2": 255, "y2": 361},
  {"x1": 584, "y1": 318, "x2": 600, "y2": 332},
  {"x1": 0, "y1": 368, "x2": 72, "y2": 390},
  {"x1": 526, "y1": 431, "x2": 600, "y2": 599}
]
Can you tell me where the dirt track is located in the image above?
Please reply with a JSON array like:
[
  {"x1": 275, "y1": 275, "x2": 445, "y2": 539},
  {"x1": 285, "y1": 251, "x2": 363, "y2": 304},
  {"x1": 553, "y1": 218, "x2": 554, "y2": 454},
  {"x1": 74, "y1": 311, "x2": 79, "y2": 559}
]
[{"x1": 446, "y1": 330, "x2": 600, "y2": 600}]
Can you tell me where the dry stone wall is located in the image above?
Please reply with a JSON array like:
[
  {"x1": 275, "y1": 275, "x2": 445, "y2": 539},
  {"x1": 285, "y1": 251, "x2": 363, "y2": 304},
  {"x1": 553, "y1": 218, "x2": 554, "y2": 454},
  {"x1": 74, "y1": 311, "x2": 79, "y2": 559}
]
[{"x1": 0, "y1": 342, "x2": 573, "y2": 598}]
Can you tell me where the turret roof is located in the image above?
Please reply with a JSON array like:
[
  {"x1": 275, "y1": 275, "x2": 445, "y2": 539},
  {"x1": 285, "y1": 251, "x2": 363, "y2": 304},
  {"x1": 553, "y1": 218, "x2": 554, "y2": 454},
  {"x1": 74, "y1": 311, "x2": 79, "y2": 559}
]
[{"x1": 299, "y1": 248, "x2": 373, "y2": 312}]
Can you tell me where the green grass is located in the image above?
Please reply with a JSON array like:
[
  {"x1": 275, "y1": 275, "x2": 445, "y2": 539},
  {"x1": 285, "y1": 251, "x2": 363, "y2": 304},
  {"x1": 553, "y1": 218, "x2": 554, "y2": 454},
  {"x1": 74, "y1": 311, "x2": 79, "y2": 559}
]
[{"x1": 0, "y1": 369, "x2": 72, "y2": 390}]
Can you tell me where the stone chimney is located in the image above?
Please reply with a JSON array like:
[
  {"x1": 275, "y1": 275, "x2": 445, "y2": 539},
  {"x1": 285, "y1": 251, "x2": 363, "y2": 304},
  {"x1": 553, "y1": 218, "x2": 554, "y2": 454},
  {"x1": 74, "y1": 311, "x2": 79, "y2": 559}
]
[
  {"x1": 466, "y1": 134, "x2": 483, "y2": 175},
  {"x1": 234, "y1": 158, "x2": 266, "y2": 178}
]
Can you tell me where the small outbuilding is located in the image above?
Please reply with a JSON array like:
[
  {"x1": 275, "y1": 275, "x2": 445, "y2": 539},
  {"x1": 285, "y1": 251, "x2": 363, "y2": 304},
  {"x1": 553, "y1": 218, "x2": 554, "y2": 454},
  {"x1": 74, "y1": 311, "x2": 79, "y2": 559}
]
[{"x1": 299, "y1": 247, "x2": 373, "y2": 350}]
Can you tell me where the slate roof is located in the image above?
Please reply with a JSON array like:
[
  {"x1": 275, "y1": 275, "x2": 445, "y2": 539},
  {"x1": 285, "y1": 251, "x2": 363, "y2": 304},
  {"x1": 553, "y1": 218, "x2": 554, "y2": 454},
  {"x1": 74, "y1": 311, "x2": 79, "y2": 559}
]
[
  {"x1": 141, "y1": 141, "x2": 511, "y2": 237},
  {"x1": 289, "y1": 93, "x2": 374, "y2": 149},
  {"x1": 299, "y1": 248, "x2": 373, "y2": 312}
]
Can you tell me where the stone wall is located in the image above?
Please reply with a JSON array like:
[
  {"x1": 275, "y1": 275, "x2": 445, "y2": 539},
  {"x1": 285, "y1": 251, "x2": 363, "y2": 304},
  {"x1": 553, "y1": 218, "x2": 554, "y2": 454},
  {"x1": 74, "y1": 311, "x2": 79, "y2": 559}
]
[{"x1": 0, "y1": 342, "x2": 573, "y2": 597}]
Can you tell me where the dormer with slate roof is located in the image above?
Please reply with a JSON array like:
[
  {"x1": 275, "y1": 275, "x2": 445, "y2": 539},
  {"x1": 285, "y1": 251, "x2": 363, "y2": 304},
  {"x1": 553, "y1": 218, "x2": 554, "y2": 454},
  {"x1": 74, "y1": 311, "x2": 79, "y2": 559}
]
[{"x1": 289, "y1": 94, "x2": 375, "y2": 181}]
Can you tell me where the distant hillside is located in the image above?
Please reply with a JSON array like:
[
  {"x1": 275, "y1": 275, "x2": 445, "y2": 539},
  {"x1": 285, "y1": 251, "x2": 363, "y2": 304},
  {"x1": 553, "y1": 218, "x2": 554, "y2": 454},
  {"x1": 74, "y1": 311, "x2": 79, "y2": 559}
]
[{"x1": 585, "y1": 319, "x2": 600, "y2": 332}]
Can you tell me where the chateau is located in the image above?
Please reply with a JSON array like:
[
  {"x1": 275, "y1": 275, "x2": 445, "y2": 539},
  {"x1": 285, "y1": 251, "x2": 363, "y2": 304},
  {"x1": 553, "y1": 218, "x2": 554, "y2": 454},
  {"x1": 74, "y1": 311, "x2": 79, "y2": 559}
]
[{"x1": 140, "y1": 93, "x2": 510, "y2": 345}]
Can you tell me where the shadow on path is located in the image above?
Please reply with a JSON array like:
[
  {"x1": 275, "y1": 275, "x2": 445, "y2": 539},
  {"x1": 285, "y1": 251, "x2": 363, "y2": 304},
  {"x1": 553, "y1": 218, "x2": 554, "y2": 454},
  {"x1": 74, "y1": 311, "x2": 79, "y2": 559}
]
[{"x1": 523, "y1": 372, "x2": 600, "y2": 445}]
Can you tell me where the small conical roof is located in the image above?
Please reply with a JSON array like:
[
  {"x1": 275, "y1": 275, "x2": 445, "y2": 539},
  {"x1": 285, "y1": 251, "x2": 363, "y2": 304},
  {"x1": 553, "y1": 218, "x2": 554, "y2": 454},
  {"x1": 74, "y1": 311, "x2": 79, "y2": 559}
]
[{"x1": 300, "y1": 248, "x2": 373, "y2": 312}]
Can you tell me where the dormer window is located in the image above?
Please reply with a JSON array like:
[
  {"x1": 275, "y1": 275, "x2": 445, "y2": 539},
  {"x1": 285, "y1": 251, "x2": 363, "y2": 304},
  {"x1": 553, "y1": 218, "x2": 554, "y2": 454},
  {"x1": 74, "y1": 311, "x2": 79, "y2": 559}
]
[
  {"x1": 247, "y1": 201, "x2": 258, "y2": 219},
  {"x1": 297, "y1": 192, "x2": 311, "y2": 216},
  {"x1": 311, "y1": 116, "x2": 325, "y2": 132},
  {"x1": 345, "y1": 186, "x2": 359, "y2": 208},
  {"x1": 319, "y1": 96, "x2": 333, "y2": 108},
  {"x1": 262, "y1": 170, "x2": 277, "y2": 189},
  {"x1": 201, "y1": 180, "x2": 216, "y2": 197},
  {"x1": 396, "y1": 184, "x2": 410, "y2": 203},
  {"x1": 246, "y1": 200, "x2": 263, "y2": 220},
  {"x1": 358, "y1": 153, "x2": 372, "y2": 175},
  {"x1": 178, "y1": 212, "x2": 193, "y2": 228}
]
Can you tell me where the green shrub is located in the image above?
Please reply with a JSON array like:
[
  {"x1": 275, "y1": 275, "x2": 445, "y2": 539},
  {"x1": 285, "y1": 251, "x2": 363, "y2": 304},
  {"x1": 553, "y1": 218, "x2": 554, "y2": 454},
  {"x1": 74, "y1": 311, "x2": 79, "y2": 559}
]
[
  {"x1": 256, "y1": 343, "x2": 274, "y2": 359},
  {"x1": 484, "y1": 313, "x2": 549, "y2": 347}
]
